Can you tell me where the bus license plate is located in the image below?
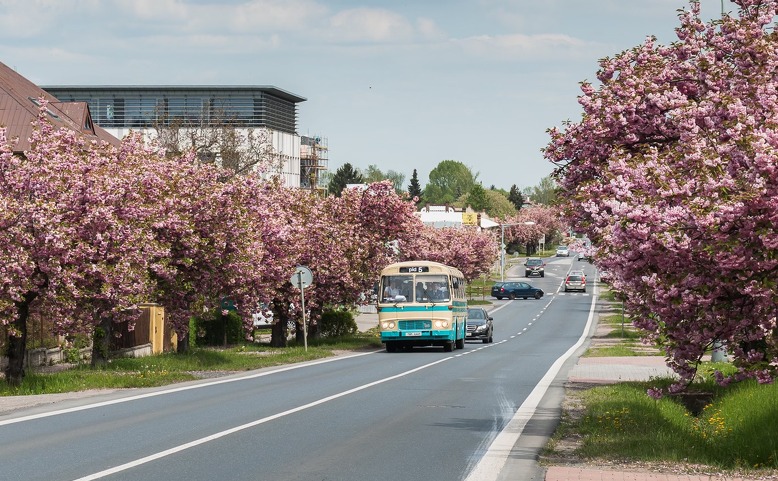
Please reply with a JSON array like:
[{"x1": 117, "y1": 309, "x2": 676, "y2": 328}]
[{"x1": 404, "y1": 332, "x2": 422, "y2": 337}]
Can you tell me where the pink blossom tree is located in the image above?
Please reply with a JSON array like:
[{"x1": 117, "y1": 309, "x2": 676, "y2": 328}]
[
  {"x1": 0, "y1": 112, "x2": 170, "y2": 383},
  {"x1": 545, "y1": 0, "x2": 778, "y2": 391},
  {"x1": 499, "y1": 205, "x2": 561, "y2": 255},
  {"x1": 247, "y1": 180, "x2": 421, "y2": 345},
  {"x1": 399, "y1": 225, "x2": 499, "y2": 282},
  {"x1": 287, "y1": 181, "x2": 421, "y2": 340},
  {"x1": 143, "y1": 157, "x2": 291, "y2": 350}
]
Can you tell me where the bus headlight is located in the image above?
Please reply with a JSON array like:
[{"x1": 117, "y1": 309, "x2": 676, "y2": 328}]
[
  {"x1": 434, "y1": 320, "x2": 449, "y2": 329},
  {"x1": 381, "y1": 321, "x2": 396, "y2": 329}
]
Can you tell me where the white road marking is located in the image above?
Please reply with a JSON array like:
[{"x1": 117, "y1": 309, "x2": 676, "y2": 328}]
[
  {"x1": 0, "y1": 352, "x2": 377, "y2": 427},
  {"x1": 464, "y1": 284, "x2": 598, "y2": 481},
  {"x1": 71, "y1": 354, "x2": 454, "y2": 480}
]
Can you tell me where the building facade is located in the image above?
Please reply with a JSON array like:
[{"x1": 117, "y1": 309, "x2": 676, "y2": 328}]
[{"x1": 43, "y1": 85, "x2": 314, "y2": 188}]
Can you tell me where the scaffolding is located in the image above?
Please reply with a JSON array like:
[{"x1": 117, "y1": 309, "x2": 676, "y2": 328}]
[{"x1": 300, "y1": 135, "x2": 328, "y2": 192}]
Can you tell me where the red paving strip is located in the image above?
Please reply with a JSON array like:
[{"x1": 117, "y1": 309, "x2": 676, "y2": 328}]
[{"x1": 545, "y1": 466, "x2": 756, "y2": 481}]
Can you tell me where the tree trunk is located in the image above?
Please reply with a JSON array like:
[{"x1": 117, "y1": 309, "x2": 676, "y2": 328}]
[
  {"x1": 307, "y1": 307, "x2": 321, "y2": 340},
  {"x1": 270, "y1": 305, "x2": 289, "y2": 348},
  {"x1": 4, "y1": 294, "x2": 35, "y2": 387},
  {"x1": 308, "y1": 319, "x2": 320, "y2": 340},
  {"x1": 295, "y1": 320, "x2": 305, "y2": 344},
  {"x1": 177, "y1": 331, "x2": 189, "y2": 353},
  {"x1": 91, "y1": 316, "x2": 113, "y2": 367}
]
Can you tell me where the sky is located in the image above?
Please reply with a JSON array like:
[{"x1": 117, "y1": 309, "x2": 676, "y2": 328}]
[{"x1": 1, "y1": 0, "x2": 726, "y2": 192}]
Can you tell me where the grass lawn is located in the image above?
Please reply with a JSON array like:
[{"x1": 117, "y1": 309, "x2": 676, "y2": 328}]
[
  {"x1": 0, "y1": 334, "x2": 382, "y2": 396},
  {"x1": 545, "y1": 285, "x2": 778, "y2": 475},
  {"x1": 549, "y1": 378, "x2": 778, "y2": 471}
]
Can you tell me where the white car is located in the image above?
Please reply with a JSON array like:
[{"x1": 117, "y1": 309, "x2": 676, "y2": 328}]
[
  {"x1": 556, "y1": 245, "x2": 570, "y2": 257},
  {"x1": 252, "y1": 305, "x2": 274, "y2": 328}
]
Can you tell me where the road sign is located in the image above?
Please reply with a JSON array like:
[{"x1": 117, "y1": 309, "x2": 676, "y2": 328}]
[{"x1": 290, "y1": 266, "x2": 313, "y2": 289}]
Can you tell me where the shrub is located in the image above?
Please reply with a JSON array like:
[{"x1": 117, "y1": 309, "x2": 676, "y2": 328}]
[
  {"x1": 318, "y1": 309, "x2": 357, "y2": 337},
  {"x1": 191, "y1": 309, "x2": 244, "y2": 347}
]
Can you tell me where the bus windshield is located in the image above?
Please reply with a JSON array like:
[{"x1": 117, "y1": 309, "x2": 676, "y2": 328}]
[{"x1": 381, "y1": 274, "x2": 449, "y2": 303}]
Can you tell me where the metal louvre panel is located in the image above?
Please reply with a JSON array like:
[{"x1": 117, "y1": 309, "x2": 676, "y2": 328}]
[{"x1": 399, "y1": 320, "x2": 432, "y2": 330}]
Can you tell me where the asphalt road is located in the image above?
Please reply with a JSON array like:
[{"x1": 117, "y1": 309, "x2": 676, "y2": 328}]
[{"x1": 0, "y1": 256, "x2": 598, "y2": 481}]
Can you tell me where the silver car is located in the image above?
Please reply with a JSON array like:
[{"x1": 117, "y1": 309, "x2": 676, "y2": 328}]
[{"x1": 564, "y1": 273, "x2": 586, "y2": 292}]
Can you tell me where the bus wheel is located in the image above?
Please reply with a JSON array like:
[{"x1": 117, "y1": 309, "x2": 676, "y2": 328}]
[
  {"x1": 444, "y1": 341, "x2": 454, "y2": 352},
  {"x1": 386, "y1": 343, "x2": 397, "y2": 353},
  {"x1": 456, "y1": 338, "x2": 465, "y2": 349}
]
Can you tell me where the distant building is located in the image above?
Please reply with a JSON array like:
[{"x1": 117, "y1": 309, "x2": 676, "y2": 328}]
[
  {"x1": 43, "y1": 85, "x2": 324, "y2": 189},
  {"x1": 416, "y1": 204, "x2": 499, "y2": 229}
]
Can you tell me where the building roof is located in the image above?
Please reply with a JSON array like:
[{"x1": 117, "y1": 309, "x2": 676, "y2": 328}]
[
  {"x1": 41, "y1": 85, "x2": 307, "y2": 104},
  {"x1": 0, "y1": 62, "x2": 119, "y2": 153}
]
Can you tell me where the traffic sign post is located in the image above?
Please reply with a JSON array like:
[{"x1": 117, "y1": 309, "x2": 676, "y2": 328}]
[{"x1": 290, "y1": 266, "x2": 313, "y2": 351}]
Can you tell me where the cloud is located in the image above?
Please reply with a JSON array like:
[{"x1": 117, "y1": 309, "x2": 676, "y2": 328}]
[
  {"x1": 415, "y1": 17, "x2": 445, "y2": 41},
  {"x1": 112, "y1": 0, "x2": 328, "y2": 33},
  {"x1": 326, "y1": 8, "x2": 415, "y2": 43},
  {"x1": 452, "y1": 32, "x2": 596, "y2": 61},
  {"x1": 114, "y1": 0, "x2": 189, "y2": 19},
  {"x1": 0, "y1": 0, "x2": 96, "y2": 38}
]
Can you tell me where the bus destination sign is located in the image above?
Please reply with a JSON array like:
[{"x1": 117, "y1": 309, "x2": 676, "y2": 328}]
[{"x1": 399, "y1": 266, "x2": 429, "y2": 273}]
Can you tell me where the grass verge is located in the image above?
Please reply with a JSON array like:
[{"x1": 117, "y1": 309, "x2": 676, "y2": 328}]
[
  {"x1": 0, "y1": 333, "x2": 382, "y2": 396},
  {"x1": 545, "y1": 284, "x2": 778, "y2": 476},
  {"x1": 547, "y1": 378, "x2": 778, "y2": 472}
]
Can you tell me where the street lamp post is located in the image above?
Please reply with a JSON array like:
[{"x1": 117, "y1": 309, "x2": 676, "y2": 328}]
[{"x1": 500, "y1": 221, "x2": 535, "y2": 282}]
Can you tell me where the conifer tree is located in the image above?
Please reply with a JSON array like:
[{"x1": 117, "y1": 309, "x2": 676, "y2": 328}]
[
  {"x1": 408, "y1": 169, "x2": 423, "y2": 204},
  {"x1": 508, "y1": 184, "x2": 524, "y2": 211},
  {"x1": 327, "y1": 163, "x2": 363, "y2": 197}
]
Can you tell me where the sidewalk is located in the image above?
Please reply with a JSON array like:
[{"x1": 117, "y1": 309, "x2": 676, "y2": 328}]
[
  {"x1": 354, "y1": 310, "x2": 378, "y2": 333},
  {"x1": 545, "y1": 466, "x2": 765, "y2": 481}
]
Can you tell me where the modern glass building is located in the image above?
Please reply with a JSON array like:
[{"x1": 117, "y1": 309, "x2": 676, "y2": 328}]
[
  {"x1": 43, "y1": 85, "x2": 304, "y2": 132},
  {"x1": 43, "y1": 85, "x2": 309, "y2": 187}
]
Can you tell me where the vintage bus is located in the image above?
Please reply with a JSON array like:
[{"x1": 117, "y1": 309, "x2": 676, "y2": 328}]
[{"x1": 377, "y1": 261, "x2": 467, "y2": 352}]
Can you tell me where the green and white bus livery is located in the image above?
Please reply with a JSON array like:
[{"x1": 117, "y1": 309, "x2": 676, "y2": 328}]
[{"x1": 377, "y1": 261, "x2": 467, "y2": 353}]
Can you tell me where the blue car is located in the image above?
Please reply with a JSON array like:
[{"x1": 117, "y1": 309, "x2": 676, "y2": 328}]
[{"x1": 491, "y1": 281, "x2": 544, "y2": 300}]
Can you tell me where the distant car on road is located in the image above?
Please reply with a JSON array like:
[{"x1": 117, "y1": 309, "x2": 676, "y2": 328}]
[
  {"x1": 569, "y1": 270, "x2": 586, "y2": 280},
  {"x1": 556, "y1": 245, "x2": 570, "y2": 257},
  {"x1": 577, "y1": 251, "x2": 590, "y2": 262},
  {"x1": 564, "y1": 272, "x2": 587, "y2": 292},
  {"x1": 491, "y1": 281, "x2": 544, "y2": 300},
  {"x1": 466, "y1": 307, "x2": 493, "y2": 343},
  {"x1": 598, "y1": 270, "x2": 611, "y2": 283},
  {"x1": 524, "y1": 257, "x2": 545, "y2": 277}
]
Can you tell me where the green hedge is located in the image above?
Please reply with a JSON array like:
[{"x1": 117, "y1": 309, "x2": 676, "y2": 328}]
[
  {"x1": 191, "y1": 309, "x2": 244, "y2": 347},
  {"x1": 319, "y1": 309, "x2": 357, "y2": 337}
]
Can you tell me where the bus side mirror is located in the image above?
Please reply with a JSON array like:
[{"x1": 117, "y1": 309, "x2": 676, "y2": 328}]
[{"x1": 452, "y1": 278, "x2": 460, "y2": 289}]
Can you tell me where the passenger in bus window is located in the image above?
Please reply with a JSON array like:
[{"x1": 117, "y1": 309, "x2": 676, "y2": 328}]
[
  {"x1": 439, "y1": 283, "x2": 450, "y2": 300},
  {"x1": 429, "y1": 282, "x2": 445, "y2": 300},
  {"x1": 415, "y1": 282, "x2": 427, "y2": 301},
  {"x1": 384, "y1": 283, "x2": 399, "y2": 300}
]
